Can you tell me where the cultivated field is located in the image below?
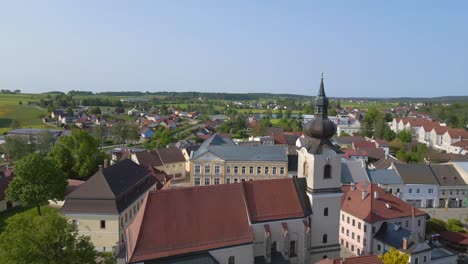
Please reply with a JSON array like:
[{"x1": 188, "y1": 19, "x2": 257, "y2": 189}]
[{"x1": 0, "y1": 94, "x2": 49, "y2": 134}]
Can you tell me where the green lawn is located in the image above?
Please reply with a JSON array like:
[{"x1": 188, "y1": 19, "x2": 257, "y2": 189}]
[
  {"x1": 0, "y1": 205, "x2": 58, "y2": 232},
  {"x1": 0, "y1": 94, "x2": 49, "y2": 134}
]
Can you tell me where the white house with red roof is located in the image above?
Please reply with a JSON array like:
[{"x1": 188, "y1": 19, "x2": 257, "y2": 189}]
[
  {"x1": 339, "y1": 182, "x2": 428, "y2": 257},
  {"x1": 442, "y1": 128, "x2": 468, "y2": 153}
]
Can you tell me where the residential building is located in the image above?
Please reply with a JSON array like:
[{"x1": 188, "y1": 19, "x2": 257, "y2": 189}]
[
  {"x1": 368, "y1": 169, "x2": 405, "y2": 196},
  {"x1": 125, "y1": 147, "x2": 187, "y2": 180},
  {"x1": 393, "y1": 163, "x2": 440, "y2": 208},
  {"x1": 442, "y1": 129, "x2": 468, "y2": 153},
  {"x1": 430, "y1": 164, "x2": 468, "y2": 208},
  {"x1": 0, "y1": 167, "x2": 19, "y2": 212},
  {"x1": 340, "y1": 182, "x2": 428, "y2": 257},
  {"x1": 315, "y1": 255, "x2": 383, "y2": 264},
  {"x1": 61, "y1": 159, "x2": 158, "y2": 253},
  {"x1": 374, "y1": 222, "x2": 432, "y2": 264},
  {"x1": 125, "y1": 178, "x2": 312, "y2": 264},
  {"x1": 190, "y1": 134, "x2": 288, "y2": 186},
  {"x1": 429, "y1": 127, "x2": 448, "y2": 150}
]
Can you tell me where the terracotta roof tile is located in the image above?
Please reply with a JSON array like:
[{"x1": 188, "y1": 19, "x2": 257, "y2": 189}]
[
  {"x1": 433, "y1": 126, "x2": 449, "y2": 135},
  {"x1": 126, "y1": 184, "x2": 254, "y2": 263},
  {"x1": 344, "y1": 149, "x2": 368, "y2": 158},
  {"x1": 353, "y1": 141, "x2": 377, "y2": 149},
  {"x1": 451, "y1": 140, "x2": 468, "y2": 149},
  {"x1": 156, "y1": 147, "x2": 186, "y2": 164},
  {"x1": 447, "y1": 128, "x2": 468, "y2": 139},
  {"x1": 341, "y1": 182, "x2": 427, "y2": 223},
  {"x1": 243, "y1": 178, "x2": 307, "y2": 222},
  {"x1": 440, "y1": 231, "x2": 468, "y2": 245}
]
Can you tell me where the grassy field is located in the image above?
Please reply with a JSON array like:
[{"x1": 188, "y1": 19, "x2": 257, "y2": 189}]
[
  {"x1": 0, "y1": 94, "x2": 49, "y2": 134},
  {"x1": 0, "y1": 205, "x2": 58, "y2": 232}
]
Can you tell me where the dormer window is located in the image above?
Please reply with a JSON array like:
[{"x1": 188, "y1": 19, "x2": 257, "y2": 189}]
[{"x1": 324, "y1": 164, "x2": 331, "y2": 179}]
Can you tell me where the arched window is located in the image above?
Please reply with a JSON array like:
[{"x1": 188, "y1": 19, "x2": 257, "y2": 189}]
[
  {"x1": 324, "y1": 207, "x2": 328, "y2": 216},
  {"x1": 303, "y1": 161, "x2": 309, "y2": 177},
  {"x1": 322, "y1": 234, "x2": 328, "y2": 244},
  {"x1": 324, "y1": 164, "x2": 331, "y2": 179}
]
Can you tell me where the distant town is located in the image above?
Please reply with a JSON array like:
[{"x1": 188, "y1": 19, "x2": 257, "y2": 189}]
[{"x1": 0, "y1": 77, "x2": 467, "y2": 264}]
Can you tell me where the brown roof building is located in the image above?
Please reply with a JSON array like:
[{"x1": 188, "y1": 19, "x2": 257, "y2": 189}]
[
  {"x1": 125, "y1": 178, "x2": 312, "y2": 263},
  {"x1": 61, "y1": 159, "x2": 158, "y2": 254}
]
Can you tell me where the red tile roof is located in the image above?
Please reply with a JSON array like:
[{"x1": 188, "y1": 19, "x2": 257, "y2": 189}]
[
  {"x1": 243, "y1": 178, "x2": 306, "y2": 222},
  {"x1": 433, "y1": 126, "x2": 449, "y2": 135},
  {"x1": 315, "y1": 255, "x2": 383, "y2": 264},
  {"x1": 344, "y1": 149, "x2": 368, "y2": 158},
  {"x1": 156, "y1": 147, "x2": 186, "y2": 164},
  {"x1": 447, "y1": 128, "x2": 468, "y2": 139},
  {"x1": 451, "y1": 140, "x2": 468, "y2": 149},
  {"x1": 353, "y1": 141, "x2": 377, "y2": 149},
  {"x1": 341, "y1": 182, "x2": 427, "y2": 223},
  {"x1": 126, "y1": 184, "x2": 254, "y2": 263},
  {"x1": 440, "y1": 231, "x2": 468, "y2": 245},
  {"x1": 126, "y1": 178, "x2": 310, "y2": 263}
]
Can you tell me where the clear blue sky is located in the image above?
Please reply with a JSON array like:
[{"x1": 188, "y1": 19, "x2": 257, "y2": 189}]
[{"x1": 0, "y1": 1, "x2": 467, "y2": 97}]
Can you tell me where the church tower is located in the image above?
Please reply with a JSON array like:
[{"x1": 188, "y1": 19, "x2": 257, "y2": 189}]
[{"x1": 298, "y1": 74, "x2": 343, "y2": 262}]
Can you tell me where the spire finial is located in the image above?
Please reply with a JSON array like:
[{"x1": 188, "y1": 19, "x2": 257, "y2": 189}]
[{"x1": 319, "y1": 73, "x2": 326, "y2": 97}]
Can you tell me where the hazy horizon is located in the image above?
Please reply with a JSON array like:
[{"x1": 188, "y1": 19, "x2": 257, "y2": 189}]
[{"x1": 1, "y1": 1, "x2": 467, "y2": 97}]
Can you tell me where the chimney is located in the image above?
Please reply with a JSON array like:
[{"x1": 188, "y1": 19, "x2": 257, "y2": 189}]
[
  {"x1": 402, "y1": 237, "x2": 408, "y2": 250},
  {"x1": 104, "y1": 159, "x2": 109, "y2": 168},
  {"x1": 374, "y1": 191, "x2": 379, "y2": 200},
  {"x1": 350, "y1": 182, "x2": 356, "y2": 191}
]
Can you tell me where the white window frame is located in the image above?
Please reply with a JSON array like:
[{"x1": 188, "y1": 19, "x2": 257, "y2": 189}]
[
  {"x1": 194, "y1": 165, "x2": 201, "y2": 175},
  {"x1": 265, "y1": 166, "x2": 269, "y2": 175},
  {"x1": 280, "y1": 167, "x2": 285, "y2": 175},
  {"x1": 257, "y1": 166, "x2": 262, "y2": 174},
  {"x1": 226, "y1": 165, "x2": 231, "y2": 174},
  {"x1": 214, "y1": 165, "x2": 221, "y2": 175},
  {"x1": 204, "y1": 177, "x2": 210, "y2": 186},
  {"x1": 234, "y1": 166, "x2": 239, "y2": 174},
  {"x1": 226, "y1": 178, "x2": 231, "y2": 184},
  {"x1": 194, "y1": 178, "x2": 201, "y2": 186},
  {"x1": 204, "y1": 165, "x2": 211, "y2": 174},
  {"x1": 249, "y1": 166, "x2": 254, "y2": 174},
  {"x1": 214, "y1": 178, "x2": 220, "y2": 185},
  {"x1": 272, "y1": 167, "x2": 277, "y2": 175}
]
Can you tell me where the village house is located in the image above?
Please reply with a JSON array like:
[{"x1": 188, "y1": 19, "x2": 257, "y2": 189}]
[
  {"x1": 340, "y1": 182, "x2": 428, "y2": 257},
  {"x1": 0, "y1": 167, "x2": 20, "y2": 212},
  {"x1": 61, "y1": 159, "x2": 158, "y2": 254},
  {"x1": 393, "y1": 163, "x2": 440, "y2": 208},
  {"x1": 430, "y1": 164, "x2": 468, "y2": 208}
]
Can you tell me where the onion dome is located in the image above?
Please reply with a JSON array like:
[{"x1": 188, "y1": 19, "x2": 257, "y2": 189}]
[{"x1": 303, "y1": 74, "x2": 337, "y2": 139}]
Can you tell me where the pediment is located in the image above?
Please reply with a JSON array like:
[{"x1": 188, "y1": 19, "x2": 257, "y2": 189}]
[{"x1": 195, "y1": 152, "x2": 224, "y2": 162}]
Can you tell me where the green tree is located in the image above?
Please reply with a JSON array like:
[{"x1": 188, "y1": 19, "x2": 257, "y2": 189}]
[
  {"x1": 426, "y1": 218, "x2": 447, "y2": 234},
  {"x1": 360, "y1": 108, "x2": 381, "y2": 137},
  {"x1": 90, "y1": 106, "x2": 102, "y2": 115},
  {"x1": 6, "y1": 153, "x2": 67, "y2": 215},
  {"x1": 37, "y1": 130, "x2": 55, "y2": 154},
  {"x1": 48, "y1": 129, "x2": 107, "y2": 180},
  {"x1": 3, "y1": 136, "x2": 35, "y2": 160},
  {"x1": 284, "y1": 109, "x2": 292, "y2": 119},
  {"x1": 0, "y1": 211, "x2": 100, "y2": 264},
  {"x1": 9, "y1": 119, "x2": 20, "y2": 129},
  {"x1": 379, "y1": 247, "x2": 409, "y2": 264},
  {"x1": 398, "y1": 130, "x2": 413, "y2": 143},
  {"x1": 447, "y1": 219, "x2": 467, "y2": 233}
]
